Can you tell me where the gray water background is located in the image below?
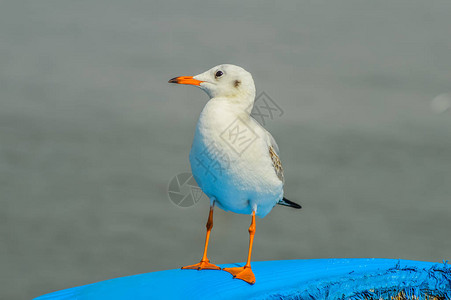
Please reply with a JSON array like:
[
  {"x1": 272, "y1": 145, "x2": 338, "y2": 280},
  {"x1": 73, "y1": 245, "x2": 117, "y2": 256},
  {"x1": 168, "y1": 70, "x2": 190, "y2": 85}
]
[{"x1": 1, "y1": 1, "x2": 451, "y2": 299}]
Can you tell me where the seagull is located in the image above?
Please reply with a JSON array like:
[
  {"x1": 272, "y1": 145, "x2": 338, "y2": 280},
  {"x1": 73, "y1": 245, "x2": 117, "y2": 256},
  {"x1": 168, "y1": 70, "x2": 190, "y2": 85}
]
[{"x1": 169, "y1": 64, "x2": 301, "y2": 284}]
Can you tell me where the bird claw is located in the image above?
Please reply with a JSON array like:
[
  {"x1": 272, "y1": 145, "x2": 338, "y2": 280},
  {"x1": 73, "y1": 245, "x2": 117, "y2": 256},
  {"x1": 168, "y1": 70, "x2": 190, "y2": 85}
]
[
  {"x1": 181, "y1": 259, "x2": 221, "y2": 270},
  {"x1": 223, "y1": 266, "x2": 256, "y2": 284}
]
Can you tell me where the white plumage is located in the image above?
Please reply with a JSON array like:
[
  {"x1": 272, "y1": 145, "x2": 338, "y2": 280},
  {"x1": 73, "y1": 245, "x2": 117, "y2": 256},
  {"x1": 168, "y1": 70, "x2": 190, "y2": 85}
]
[{"x1": 187, "y1": 64, "x2": 284, "y2": 217}]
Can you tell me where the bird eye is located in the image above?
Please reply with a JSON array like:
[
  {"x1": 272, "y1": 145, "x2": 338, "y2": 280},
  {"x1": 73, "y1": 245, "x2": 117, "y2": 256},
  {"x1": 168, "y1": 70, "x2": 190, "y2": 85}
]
[{"x1": 215, "y1": 70, "x2": 223, "y2": 78}]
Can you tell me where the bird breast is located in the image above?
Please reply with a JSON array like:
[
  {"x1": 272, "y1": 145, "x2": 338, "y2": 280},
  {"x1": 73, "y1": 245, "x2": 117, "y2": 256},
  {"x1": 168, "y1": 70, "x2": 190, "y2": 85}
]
[{"x1": 189, "y1": 99, "x2": 282, "y2": 196}]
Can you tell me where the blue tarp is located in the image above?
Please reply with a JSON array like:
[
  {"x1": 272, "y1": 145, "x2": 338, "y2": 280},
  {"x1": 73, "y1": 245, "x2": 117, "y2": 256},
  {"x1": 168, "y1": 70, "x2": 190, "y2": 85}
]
[{"x1": 35, "y1": 258, "x2": 451, "y2": 299}]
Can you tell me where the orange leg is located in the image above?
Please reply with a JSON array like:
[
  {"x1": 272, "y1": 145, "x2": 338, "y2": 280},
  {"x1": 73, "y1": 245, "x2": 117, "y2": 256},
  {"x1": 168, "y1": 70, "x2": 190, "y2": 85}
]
[
  {"x1": 223, "y1": 211, "x2": 256, "y2": 284},
  {"x1": 181, "y1": 204, "x2": 220, "y2": 270}
]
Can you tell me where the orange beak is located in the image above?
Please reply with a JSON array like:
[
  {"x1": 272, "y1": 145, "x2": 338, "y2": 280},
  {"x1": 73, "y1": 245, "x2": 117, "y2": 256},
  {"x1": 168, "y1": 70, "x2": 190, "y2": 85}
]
[{"x1": 168, "y1": 76, "x2": 203, "y2": 86}]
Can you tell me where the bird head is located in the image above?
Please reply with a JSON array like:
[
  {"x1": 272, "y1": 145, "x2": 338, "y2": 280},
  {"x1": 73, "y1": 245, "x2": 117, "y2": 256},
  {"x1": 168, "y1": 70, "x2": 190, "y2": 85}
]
[{"x1": 169, "y1": 64, "x2": 256, "y2": 102}]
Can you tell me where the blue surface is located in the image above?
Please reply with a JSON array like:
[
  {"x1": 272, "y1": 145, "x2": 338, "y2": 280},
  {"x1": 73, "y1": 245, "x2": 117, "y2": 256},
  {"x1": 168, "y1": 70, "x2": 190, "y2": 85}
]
[{"x1": 35, "y1": 259, "x2": 451, "y2": 299}]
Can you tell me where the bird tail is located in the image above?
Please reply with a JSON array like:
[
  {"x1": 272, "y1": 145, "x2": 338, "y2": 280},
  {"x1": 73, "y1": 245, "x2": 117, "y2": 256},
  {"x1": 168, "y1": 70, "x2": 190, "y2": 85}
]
[{"x1": 277, "y1": 197, "x2": 302, "y2": 209}]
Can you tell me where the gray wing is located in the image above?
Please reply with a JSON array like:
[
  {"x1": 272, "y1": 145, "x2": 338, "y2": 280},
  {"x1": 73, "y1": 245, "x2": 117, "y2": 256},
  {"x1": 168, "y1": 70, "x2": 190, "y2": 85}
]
[
  {"x1": 267, "y1": 131, "x2": 284, "y2": 183},
  {"x1": 250, "y1": 117, "x2": 284, "y2": 183}
]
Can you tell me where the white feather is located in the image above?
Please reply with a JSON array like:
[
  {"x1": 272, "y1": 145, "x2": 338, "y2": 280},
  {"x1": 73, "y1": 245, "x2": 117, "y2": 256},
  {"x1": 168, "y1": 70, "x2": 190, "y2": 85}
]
[{"x1": 189, "y1": 64, "x2": 284, "y2": 217}]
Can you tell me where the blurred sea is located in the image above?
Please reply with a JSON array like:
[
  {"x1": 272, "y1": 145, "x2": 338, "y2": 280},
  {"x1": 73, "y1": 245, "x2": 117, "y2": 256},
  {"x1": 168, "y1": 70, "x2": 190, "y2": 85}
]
[{"x1": 1, "y1": 1, "x2": 451, "y2": 299}]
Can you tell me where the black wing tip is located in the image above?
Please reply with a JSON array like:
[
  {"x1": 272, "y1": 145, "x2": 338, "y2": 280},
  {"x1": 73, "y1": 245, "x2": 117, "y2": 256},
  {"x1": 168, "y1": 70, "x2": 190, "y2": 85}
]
[{"x1": 278, "y1": 197, "x2": 302, "y2": 209}]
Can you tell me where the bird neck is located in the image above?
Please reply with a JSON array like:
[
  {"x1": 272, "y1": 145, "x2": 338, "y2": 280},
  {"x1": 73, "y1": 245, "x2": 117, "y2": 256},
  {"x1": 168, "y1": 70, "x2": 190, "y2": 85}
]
[
  {"x1": 210, "y1": 92, "x2": 255, "y2": 116},
  {"x1": 198, "y1": 96, "x2": 254, "y2": 129}
]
